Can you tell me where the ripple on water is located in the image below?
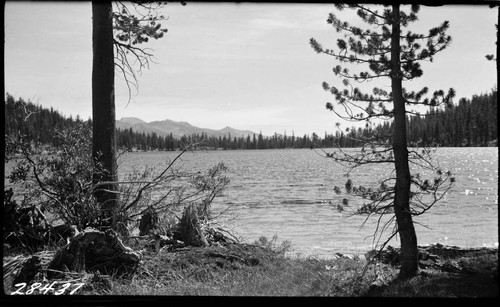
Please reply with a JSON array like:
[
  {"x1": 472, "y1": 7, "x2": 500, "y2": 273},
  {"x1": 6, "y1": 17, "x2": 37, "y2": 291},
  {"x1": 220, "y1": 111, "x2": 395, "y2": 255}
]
[{"x1": 120, "y1": 148, "x2": 498, "y2": 253}]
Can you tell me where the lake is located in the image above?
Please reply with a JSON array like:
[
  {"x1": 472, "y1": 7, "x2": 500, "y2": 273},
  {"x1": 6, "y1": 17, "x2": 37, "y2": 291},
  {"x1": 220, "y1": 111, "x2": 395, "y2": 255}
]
[{"x1": 118, "y1": 147, "x2": 498, "y2": 258}]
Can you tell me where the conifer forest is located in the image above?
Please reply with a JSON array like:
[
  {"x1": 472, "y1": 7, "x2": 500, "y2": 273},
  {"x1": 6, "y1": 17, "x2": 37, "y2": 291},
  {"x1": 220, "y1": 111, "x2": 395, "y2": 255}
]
[{"x1": 4, "y1": 89, "x2": 497, "y2": 152}]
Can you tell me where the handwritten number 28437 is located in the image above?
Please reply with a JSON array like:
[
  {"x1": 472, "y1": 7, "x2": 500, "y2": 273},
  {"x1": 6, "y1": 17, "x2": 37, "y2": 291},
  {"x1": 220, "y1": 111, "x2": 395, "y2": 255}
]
[{"x1": 12, "y1": 282, "x2": 85, "y2": 295}]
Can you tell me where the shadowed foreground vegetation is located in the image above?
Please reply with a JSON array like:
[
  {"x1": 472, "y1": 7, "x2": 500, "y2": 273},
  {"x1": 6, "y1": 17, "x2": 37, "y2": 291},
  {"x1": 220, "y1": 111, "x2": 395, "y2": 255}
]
[
  {"x1": 3, "y1": 236, "x2": 497, "y2": 297},
  {"x1": 100, "y1": 242, "x2": 500, "y2": 297}
]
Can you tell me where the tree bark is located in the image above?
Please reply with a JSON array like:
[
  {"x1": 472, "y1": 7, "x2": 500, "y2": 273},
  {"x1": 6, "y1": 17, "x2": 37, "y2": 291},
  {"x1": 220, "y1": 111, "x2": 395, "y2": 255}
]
[
  {"x1": 92, "y1": 2, "x2": 119, "y2": 228},
  {"x1": 180, "y1": 204, "x2": 209, "y2": 247},
  {"x1": 390, "y1": 4, "x2": 419, "y2": 279},
  {"x1": 497, "y1": 6, "x2": 499, "y2": 93}
]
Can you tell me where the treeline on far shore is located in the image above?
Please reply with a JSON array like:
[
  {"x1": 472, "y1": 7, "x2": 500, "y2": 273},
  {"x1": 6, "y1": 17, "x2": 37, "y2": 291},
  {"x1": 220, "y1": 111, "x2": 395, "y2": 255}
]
[{"x1": 4, "y1": 89, "x2": 497, "y2": 152}]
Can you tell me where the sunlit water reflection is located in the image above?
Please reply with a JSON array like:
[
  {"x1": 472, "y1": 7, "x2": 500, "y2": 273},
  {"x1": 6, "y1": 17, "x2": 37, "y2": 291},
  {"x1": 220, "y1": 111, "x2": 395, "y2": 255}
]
[{"x1": 119, "y1": 147, "x2": 497, "y2": 258}]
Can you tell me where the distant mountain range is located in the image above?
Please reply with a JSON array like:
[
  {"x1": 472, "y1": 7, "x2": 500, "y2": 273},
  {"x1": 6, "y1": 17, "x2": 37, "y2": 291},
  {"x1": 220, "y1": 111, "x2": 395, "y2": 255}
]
[{"x1": 116, "y1": 117, "x2": 259, "y2": 139}]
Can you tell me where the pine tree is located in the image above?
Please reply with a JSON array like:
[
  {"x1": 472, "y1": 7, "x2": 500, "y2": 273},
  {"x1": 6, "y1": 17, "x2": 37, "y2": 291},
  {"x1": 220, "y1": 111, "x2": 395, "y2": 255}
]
[
  {"x1": 311, "y1": 4, "x2": 455, "y2": 278},
  {"x1": 92, "y1": 2, "x2": 172, "y2": 229}
]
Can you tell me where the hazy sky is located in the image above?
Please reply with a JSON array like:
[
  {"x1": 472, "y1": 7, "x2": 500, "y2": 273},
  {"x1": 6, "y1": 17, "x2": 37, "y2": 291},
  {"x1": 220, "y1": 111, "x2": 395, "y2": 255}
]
[{"x1": 4, "y1": 2, "x2": 498, "y2": 136}]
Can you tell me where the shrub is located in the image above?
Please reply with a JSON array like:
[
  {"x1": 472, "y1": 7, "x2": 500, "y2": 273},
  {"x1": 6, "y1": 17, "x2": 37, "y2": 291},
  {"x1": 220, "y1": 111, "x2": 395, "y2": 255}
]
[
  {"x1": 6, "y1": 122, "x2": 108, "y2": 230},
  {"x1": 5, "y1": 121, "x2": 230, "y2": 248}
]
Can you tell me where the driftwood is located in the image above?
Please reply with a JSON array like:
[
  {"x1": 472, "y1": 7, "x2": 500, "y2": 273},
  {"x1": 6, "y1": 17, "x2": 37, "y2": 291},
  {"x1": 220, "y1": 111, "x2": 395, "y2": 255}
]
[{"x1": 47, "y1": 228, "x2": 141, "y2": 279}]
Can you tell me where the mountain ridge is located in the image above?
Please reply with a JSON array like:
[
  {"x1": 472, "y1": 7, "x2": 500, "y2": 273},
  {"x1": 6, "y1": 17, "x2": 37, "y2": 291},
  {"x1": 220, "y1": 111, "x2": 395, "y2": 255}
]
[{"x1": 116, "y1": 117, "x2": 259, "y2": 139}]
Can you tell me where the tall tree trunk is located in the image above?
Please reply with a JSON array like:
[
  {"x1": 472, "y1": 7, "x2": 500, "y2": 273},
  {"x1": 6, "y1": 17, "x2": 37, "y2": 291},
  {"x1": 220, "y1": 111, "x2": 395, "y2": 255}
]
[
  {"x1": 497, "y1": 7, "x2": 499, "y2": 99},
  {"x1": 390, "y1": 4, "x2": 418, "y2": 279},
  {"x1": 92, "y1": 2, "x2": 118, "y2": 229}
]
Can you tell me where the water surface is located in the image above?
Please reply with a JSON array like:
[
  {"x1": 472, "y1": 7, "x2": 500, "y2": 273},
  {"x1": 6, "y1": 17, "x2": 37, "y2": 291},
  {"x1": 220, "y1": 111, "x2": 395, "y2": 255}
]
[{"x1": 119, "y1": 147, "x2": 498, "y2": 258}]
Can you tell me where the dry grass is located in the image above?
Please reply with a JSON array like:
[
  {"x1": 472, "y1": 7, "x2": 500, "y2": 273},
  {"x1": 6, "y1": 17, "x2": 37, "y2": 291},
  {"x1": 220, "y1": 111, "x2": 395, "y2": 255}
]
[
  {"x1": 3, "y1": 237, "x2": 498, "y2": 297},
  {"x1": 96, "y1": 236, "x2": 393, "y2": 296},
  {"x1": 110, "y1": 250, "x2": 379, "y2": 296}
]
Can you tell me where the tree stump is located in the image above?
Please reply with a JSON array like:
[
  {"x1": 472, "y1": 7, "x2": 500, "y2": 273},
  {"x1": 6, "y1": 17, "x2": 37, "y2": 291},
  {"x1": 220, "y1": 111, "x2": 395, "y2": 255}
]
[
  {"x1": 138, "y1": 207, "x2": 159, "y2": 236},
  {"x1": 47, "y1": 228, "x2": 141, "y2": 279},
  {"x1": 179, "y1": 204, "x2": 208, "y2": 247}
]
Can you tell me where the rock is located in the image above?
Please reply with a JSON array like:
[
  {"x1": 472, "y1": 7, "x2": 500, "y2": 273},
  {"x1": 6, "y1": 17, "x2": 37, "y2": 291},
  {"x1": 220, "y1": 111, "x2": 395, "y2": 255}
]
[{"x1": 47, "y1": 228, "x2": 141, "y2": 279}]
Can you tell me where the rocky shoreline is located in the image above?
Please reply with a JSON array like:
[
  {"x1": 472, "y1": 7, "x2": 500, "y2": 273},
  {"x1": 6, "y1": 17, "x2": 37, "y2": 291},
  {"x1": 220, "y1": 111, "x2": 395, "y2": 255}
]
[{"x1": 361, "y1": 243, "x2": 498, "y2": 277}]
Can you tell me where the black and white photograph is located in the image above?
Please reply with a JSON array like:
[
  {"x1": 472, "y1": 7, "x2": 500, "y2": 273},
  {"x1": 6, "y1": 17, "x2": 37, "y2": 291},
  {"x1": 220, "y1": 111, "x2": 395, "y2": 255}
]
[{"x1": 3, "y1": 1, "x2": 498, "y2": 298}]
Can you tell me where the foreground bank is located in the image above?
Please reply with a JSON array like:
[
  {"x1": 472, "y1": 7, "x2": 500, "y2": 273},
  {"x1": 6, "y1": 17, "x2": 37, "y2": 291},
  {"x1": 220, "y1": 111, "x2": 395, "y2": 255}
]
[{"x1": 3, "y1": 235, "x2": 497, "y2": 297}]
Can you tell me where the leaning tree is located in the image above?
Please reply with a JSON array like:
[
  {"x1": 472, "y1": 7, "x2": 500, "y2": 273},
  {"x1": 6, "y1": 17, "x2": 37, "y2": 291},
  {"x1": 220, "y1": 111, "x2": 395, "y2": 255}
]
[
  {"x1": 310, "y1": 4, "x2": 456, "y2": 278},
  {"x1": 91, "y1": 1, "x2": 172, "y2": 229}
]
